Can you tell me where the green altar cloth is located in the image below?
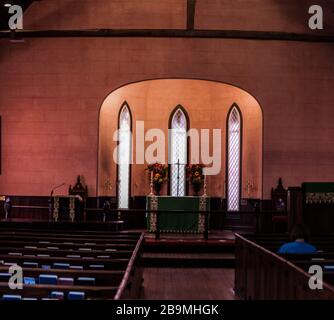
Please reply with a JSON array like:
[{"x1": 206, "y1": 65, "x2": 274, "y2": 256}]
[
  {"x1": 303, "y1": 182, "x2": 334, "y2": 204},
  {"x1": 146, "y1": 196, "x2": 210, "y2": 233}
]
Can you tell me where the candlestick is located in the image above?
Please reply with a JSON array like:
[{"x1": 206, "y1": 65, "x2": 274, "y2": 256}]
[
  {"x1": 149, "y1": 170, "x2": 154, "y2": 195},
  {"x1": 203, "y1": 174, "x2": 207, "y2": 197}
]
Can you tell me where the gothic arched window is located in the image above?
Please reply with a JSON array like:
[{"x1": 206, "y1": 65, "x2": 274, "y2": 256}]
[
  {"x1": 227, "y1": 106, "x2": 242, "y2": 211},
  {"x1": 117, "y1": 103, "x2": 131, "y2": 209},
  {"x1": 169, "y1": 107, "x2": 188, "y2": 196}
]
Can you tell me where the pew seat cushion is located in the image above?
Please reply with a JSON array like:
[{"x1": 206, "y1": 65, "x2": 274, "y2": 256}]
[
  {"x1": 42, "y1": 265, "x2": 51, "y2": 270},
  {"x1": 39, "y1": 274, "x2": 58, "y2": 285},
  {"x1": 2, "y1": 295, "x2": 22, "y2": 300},
  {"x1": 50, "y1": 291, "x2": 64, "y2": 300},
  {"x1": 68, "y1": 291, "x2": 85, "y2": 300},
  {"x1": 77, "y1": 277, "x2": 96, "y2": 286},
  {"x1": 89, "y1": 264, "x2": 104, "y2": 269},
  {"x1": 0, "y1": 273, "x2": 11, "y2": 282},
  {"x1": 53, "y1": 263, "x2": 70, "y2": 269},
  {"x1": 58, "y1": 277, "x2": 74, "y2": 286},
  {"x1": 23, "y1": 262, "x2": 39, "y2": 268},
  {"x1": 70, "y1": 265, "x2": 83, "y2": 270},
  {"x1": 24, "y1": 277, "x2": 36, "y2": 285}
]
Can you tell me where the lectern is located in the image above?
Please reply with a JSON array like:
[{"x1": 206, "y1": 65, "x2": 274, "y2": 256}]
[{"x1": 51, "y1": 195, "x2": 83, "y2": 222}]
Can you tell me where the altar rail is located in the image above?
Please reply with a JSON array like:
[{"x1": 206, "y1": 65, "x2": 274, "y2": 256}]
[
  {"x1": 235, "y1": 233, "x2": 334, "y2": 300},
  {"x1": 1, "y1": 205, "x2": 284, "y2": 239}
]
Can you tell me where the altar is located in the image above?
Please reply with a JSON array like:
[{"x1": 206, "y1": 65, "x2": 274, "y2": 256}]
[{"x1": 146, "y1": 195, "x2": 210, "y2": 233}]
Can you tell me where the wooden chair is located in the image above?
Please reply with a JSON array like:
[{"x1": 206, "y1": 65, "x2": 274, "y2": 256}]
[
  {"x1": 69, "y1": 175, "x2": 88, "y2": 221},
  {"x1": 271, "y1": 178, "x2": 288, "y2": 233}
]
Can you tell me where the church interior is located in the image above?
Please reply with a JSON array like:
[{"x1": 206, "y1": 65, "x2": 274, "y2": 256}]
[{"x1": 0, "y1": 0, "x2": 334, "y2": 302}]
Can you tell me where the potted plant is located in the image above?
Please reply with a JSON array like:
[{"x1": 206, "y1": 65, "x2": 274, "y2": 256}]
[
  {"x1": 187, "y1": 164, "x2": 205, "y2": 196},
  {"x1": 147, "y1": 163, "x2": 168, "y2": 195}
]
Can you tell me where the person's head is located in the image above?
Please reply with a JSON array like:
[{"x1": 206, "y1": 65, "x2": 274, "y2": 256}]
[{"x1": 290, "y1": 224, "x2": 310, "y2": 242}]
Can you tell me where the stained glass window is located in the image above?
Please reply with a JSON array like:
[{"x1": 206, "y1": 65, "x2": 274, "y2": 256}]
[
  {"x1": 227, "y1": 107, "x2": 241, "y2": 211},
  {"x1": 170, "y1": 108, "x2": 187, "y2": 196},
  {"x1": 117, "y1": 104, "x2": 131, "y2": 209}
]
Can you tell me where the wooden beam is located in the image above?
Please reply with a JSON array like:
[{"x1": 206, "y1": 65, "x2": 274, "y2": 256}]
[
  {"x1": 187, "y1": 0, "x2": 196, "y2": 31},
  {"x1": 0, "y1": 29, "x2": 333, "y2": 43}
]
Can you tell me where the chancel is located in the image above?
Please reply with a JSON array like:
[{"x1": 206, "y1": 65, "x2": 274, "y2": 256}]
[{"x1": 0, "y1": 0, "x2": 334, "y2": 303}]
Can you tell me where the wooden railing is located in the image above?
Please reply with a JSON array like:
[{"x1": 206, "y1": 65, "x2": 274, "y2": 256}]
[
  {"x1": 114, "y1": 233, "x2": 145, "y2": 300},
  {"x1": 235, "y1": 233, "x2": 334, "y2": 300}
]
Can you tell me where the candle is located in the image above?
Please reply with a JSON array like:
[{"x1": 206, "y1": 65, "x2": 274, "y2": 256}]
[{"x1": 149, "y1": 170, "x2": 153, "y2": 195}]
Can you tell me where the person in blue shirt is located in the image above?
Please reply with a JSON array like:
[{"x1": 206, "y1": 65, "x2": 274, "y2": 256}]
[{"x1": 278, "y1": 225, "x2": 317, "y2": 254}]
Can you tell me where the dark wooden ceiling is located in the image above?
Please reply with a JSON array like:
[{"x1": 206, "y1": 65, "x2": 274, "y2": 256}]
[{"x1": 0, "y1": 0, "x2": 34, "y2": 30}]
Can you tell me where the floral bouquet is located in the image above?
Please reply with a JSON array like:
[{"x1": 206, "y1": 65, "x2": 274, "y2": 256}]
[
  {"x1": 187, "y1": 164, "x2": 205, "y2": 195},
  {"x1": 147, "y1": 163, "x2": 168, "y2": 195}
]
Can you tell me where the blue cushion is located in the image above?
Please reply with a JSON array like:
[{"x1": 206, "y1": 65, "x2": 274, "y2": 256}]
[
  {"x1": 89, "y1": 264, "x2": 104, "y2": 269},
  {"x1": 23, "y1": 262, "x2": 39, "y2": 268},
  {"x1": 39, "y1": 274, "x2": 58, "y2": 285},
  {"x1": 24, "y1": 277, "x2": 36, "y2": 285},
  {"x1": 50, "y1": 291, "x2": 64, "y2": 300},
  {"x1": 77, "y1": 277, "x2": 96, "y2": 286},
  {"x1": 2, "y1": 295, "x2": 22, "y2": 301},
  {"x1": 0, "y1": 273, "x2": 11, "y2": 282},
  {"x1": 324, "y1": 265, "x2": 334, "y2": 272},
  {"x1": 68, "y1": 291, "x2": 85, "y2": 300},
  {"x1": 42, "y1": 265, "x2": 51, "y2": 270},
  {"x1": 53, "y1": 263, "x2": 70, "y2": 269},
  {"x1": 70, "y1": 265, "x2": 83, "y2": 270}
]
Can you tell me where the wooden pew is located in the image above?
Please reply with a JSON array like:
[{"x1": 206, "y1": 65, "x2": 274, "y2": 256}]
[
  {"x1": 0, "y1": 246, "x2": 133, "y2": 259},
  {"x1": 0, "y1": 266, "x2": 125, "y2": 286},
  {"x1": 235, "y1": 233, "x2": 334, "y2": 300},
  {"x1": 0, "y1": 240, "x2": 135, "y2": 251},
  {"x1": 0, "y1": 282, "x2": 118, "y2": 300},
  {"x1": 0, "y1": 228, "x2": 144, "y2": 300}
]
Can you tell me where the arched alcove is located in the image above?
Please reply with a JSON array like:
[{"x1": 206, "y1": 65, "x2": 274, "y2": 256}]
[{"x1": 98, "y1": 79, "x2": 263, "y2": 200}]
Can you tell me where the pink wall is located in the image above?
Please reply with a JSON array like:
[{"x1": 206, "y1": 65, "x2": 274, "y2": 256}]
[{"x1": 0, "y1": 1, "x2": 334, "y2": 198}]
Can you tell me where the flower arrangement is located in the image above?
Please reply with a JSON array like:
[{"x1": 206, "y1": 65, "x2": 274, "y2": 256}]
[
  {"x1": 147, "y1": 163, "x2": 168, "y2": 195},
  {"x1": 187, "y1": 164, "x2": 205, "y2": 195}
]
